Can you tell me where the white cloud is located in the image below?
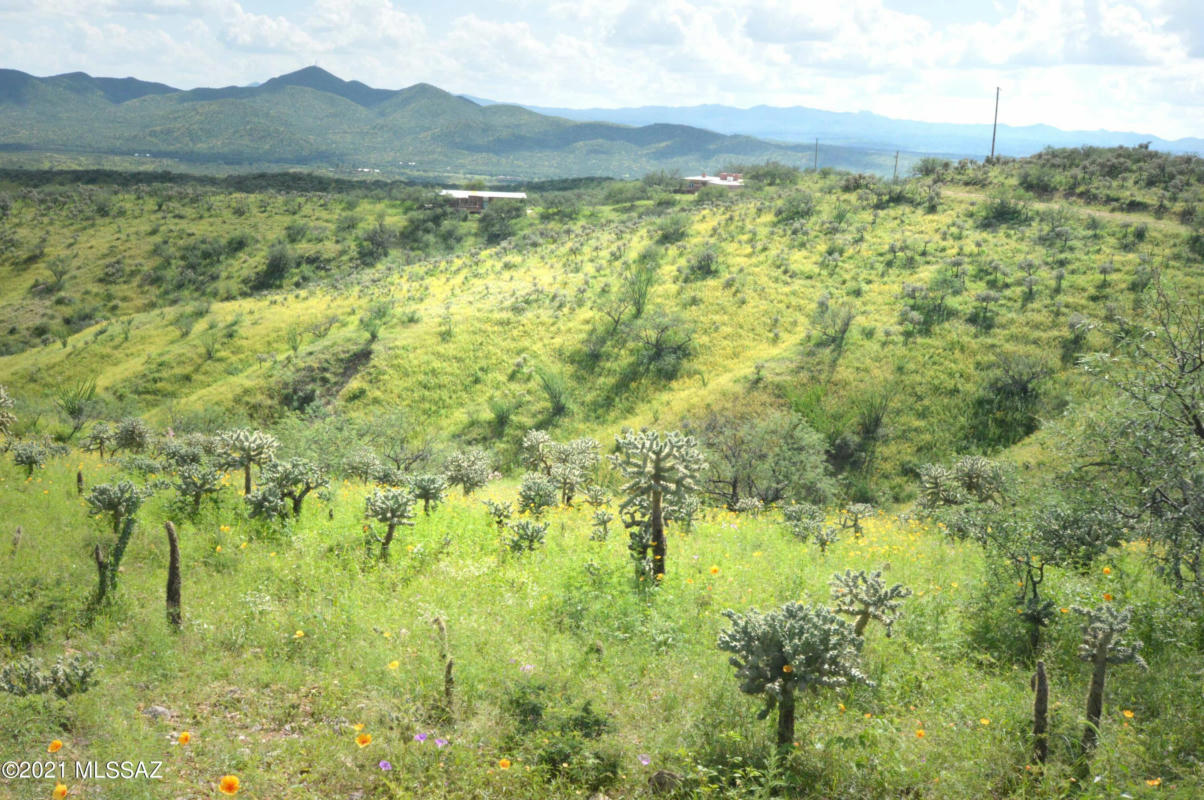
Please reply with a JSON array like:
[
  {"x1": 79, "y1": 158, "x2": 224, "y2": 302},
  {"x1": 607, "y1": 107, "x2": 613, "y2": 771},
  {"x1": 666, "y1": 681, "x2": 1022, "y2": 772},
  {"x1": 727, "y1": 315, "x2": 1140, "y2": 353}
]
[{"x1": 0, "y1": 0, "x2": 1200, "y2": 139}]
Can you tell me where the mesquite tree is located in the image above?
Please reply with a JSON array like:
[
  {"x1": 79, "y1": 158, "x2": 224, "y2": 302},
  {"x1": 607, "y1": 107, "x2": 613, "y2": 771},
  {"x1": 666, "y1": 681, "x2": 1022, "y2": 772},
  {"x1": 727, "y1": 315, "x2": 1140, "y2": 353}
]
[
  {"x1": 86, "y1": 481, "x2": 149, "y2": 605},
  {"x1": 216, "y1": 429, "x2": 279, "y2": 495},
  {"x1": 830, "y1": 567, "x2": 912, "y2": 637},
  {"x1": 364, "y1": 487, "x2": 416, "y2": 561},
  {"x1": 1075, "y1": 603, "x2": 1147, "y2": 758},
  {"x1": 609, "y1": 429, "x2": 705, "y2": 579},
  {"x1": 718, "y1": 602, "x2": 868, "y2": 747}
]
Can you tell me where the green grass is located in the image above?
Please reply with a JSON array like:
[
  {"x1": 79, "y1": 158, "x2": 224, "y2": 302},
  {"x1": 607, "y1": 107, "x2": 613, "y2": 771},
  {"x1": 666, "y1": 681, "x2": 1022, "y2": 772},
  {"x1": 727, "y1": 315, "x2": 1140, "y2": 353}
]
[{"x1": 0, "y1": 456, "x2": 1198, "y2": 799}]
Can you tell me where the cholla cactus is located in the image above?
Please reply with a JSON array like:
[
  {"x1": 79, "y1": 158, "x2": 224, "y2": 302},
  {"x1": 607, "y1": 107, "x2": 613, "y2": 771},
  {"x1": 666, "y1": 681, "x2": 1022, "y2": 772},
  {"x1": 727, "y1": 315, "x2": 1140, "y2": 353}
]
[
  {"x1": 86, "y1": 480, "x2": 149, "y2": 604},
  {"x1": 837, "y1": 503, "x2": 874, "y2": 538},
  {"x1": 364, "y1": 487, "x2": 416, "y2": 561},
  {"x1": 522, "y1": 431, "x2": 600, "y2": 505},
  {"x1": 814, "y1": 525, "x2": 839, "y2": 554},
  {"x1": 1074, "y1": 603, "x2": 1148, "y2": 756},
  {"x1": 718, "y1": 602, "x2": 868, "y2": 747},
  {"x1": 174, "y1": 463, "x2": 222, "y2": 516},
  {"x1": 216, "y1": 429, "x2": 279, "y2": 494},
  {"x1": 734, "y1": 496, "x2": 764, "y2": 516},
  {"x1": 609, "y1": 429, "x2": 706, "y2": 579},
  {"x1": 483, "y1": 499, "x2": 512, "y2": 531},
  {"x1": 505, "y1": 519, "x2": 548, "y2": 554},
  {"x1": 408, "y1": 473, "x2": 448, "y2": 515},
  {"x1": 952, "y1": 455, "x2": 1008, "y2": 503},
  {"x1": 783, "y1": 503, "x2": 824, "y2": 542},
  {"x1": 82, "y1": 422, "x2": 115, "y2": 460},
  {"x1": 590, "y1": 510, "x2": 614, "y2": 542},
  {"x1": 520, "y1": 429, "x2": 556, "y2": 472},
  {"x1": 518, "y1": 472, "x2": 558, "y2": 515},
  {"x1": 12, "y1": 441, "x2": 46, "y2": 477},
  {"x1": 158, "y1": 438, "x2": 206, "y2": 470},
  {"x1": 584, "y1": 485, "x2": 610, "y2": 508},
  {"x1": 256, "y1": 455, "x2": 327, "y2": 518},
  {"x1": 344, "y1": 447, "x2": 385, "y2": 483},
  {"x1": 444, "y1": 448, "x2": 492, "y2": 496},
  {"x1": 830, "y1": 567, "x2": 912, "y2": 637},
  {"x1": 0, "y1": 384, "x2": 14, "y2": 439},
  {"x1": 917, "y1": 464, "x2": 963, "y2": 509},
  {"x1": 0, "y1": 654, "x2": 95, "y2": 698},
  {"x1": 112, "y1": 416, "x2": 151, "y2": 455}
]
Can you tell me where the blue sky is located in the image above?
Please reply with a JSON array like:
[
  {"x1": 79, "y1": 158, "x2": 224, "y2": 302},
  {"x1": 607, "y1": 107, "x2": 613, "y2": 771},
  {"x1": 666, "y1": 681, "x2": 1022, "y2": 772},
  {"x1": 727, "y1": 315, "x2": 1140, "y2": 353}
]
[{"x1": 1, "y1": 1, "x2": 1201, "y2": 139}]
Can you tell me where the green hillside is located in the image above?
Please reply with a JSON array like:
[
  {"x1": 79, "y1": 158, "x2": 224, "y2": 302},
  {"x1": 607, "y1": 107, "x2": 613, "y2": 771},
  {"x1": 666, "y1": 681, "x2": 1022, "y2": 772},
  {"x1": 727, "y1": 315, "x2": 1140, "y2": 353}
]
[
  {"x1": 0, "y1": 68, "x2": 925, "y2": 180},
  {"x1": 1, "y1": 149, "x2": 1203, "y2": 799}
]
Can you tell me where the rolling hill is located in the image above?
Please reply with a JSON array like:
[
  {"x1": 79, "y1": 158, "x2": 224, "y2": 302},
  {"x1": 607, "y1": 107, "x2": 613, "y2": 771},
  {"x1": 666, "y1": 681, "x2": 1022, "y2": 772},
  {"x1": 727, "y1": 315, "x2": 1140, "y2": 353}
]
[{"x1": 0, "y1": 67, "x2": 922, "y2": 179}]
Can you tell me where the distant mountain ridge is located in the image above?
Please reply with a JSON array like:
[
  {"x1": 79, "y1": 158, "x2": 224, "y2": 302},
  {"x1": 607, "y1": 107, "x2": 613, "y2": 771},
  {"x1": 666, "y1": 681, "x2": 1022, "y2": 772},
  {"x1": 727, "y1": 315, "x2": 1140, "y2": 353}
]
[
  {"x1": 0, "y1": 67, "x2": 956, "y2": 179},
  {"x1": 466, "y1": 97, "x2": 1204, "y2": 159}
]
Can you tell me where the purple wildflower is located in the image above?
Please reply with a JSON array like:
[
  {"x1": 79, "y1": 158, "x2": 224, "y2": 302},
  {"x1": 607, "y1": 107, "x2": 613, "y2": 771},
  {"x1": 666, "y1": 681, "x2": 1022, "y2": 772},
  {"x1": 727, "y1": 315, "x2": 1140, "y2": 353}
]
[
  {"x1": 414, "y1": 732, "x2": 428, "y2": 743},
  {"x1": 638, "y1": 754, "x2": 651, "y2": 766},
  {"x1": 379, "y1": 760, "x2": 392, "y2": 771},
  {"x1": 520, "y1": 664, "x2": 534, "y2": 673},
  {"x1": 435, "y1": 738, "x2": 448, "y2": 748}
]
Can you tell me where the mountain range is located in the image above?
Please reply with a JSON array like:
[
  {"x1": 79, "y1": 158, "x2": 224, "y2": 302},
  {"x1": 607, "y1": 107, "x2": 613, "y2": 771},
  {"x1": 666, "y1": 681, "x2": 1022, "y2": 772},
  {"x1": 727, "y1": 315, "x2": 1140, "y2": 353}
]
[
  {"x1": 0, "y1": 67, "x2": 920, "y2": 180},
  {"x1": 2, "y1": 67, "x2": 1197, "y2": 183}
]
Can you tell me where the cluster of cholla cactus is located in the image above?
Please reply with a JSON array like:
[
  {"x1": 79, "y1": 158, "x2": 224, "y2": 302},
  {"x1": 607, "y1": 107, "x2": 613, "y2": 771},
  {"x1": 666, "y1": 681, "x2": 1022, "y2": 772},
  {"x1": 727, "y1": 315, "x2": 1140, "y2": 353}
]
[
  {"x1": 584, "y1": 484, "x2": 610, "y2": 508},
  {"x1": 836, "y1": 503, "x2": 875, "y2": 538},
  {"x1": 505, "y1": 519, "x2": 548, "y2": 554},
  {"x1": 0, "y1": 654, "x2": 95, "y2": 698},
  {"x1": 783, "y1": 503, "x2": 839, "y2": 554},
  {"x1": 12, "y1": 441, "x2": 46, "y2": 477},
  {"x1": 111, "y1": 416, "x2": 152, "y2": 456},
  {"x1": 718, "y1": 602, "x2": 868, "y2": 747},
  {"x1": 1075, "y1": 603, "x2": 1147, "y2": 757},
  {"x1": 520, "y1": 430, "x2": 602, "y2": 506},
  {"x1": 409, "y1": 473, "x2": 448, "y2": 515},
  {"x1": 216, "y1": 428, "x2": 279, "y2": 494},
  {"x1": 246, "y1": 457, "x2": 329, "y2": 520},
  {"x1": 444, "y1": 448, "x2": 492, "y2": 496},
  {"x1": 918, "y1": 455, "x2": 1010, "y2": 509},
  {"x1": 609, "y1": 429, "x2": 705, "y2": 579},
  {"x1": 86, "y1": 480, "x2": 150, "y2": 605},
  {"x1": 364, "y1": 487, "x2": 416, "y2": 562},
  {"x1": 0, "y1": 384, "x2": 14, "y2": 440},
  {"x1": 173, "y1": 462, "x2": 223, "y2": 516},
  {"x1": 518, "y1": 472, "x2": 559, "y2": 515},
  {"x1": 830, "y1": 567, "x2": 912, "y2": 637}
]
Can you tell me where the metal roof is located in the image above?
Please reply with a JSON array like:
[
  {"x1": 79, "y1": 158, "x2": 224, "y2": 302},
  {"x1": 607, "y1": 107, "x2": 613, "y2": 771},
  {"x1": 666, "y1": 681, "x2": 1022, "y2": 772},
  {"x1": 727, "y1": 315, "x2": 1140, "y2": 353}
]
[{"x1": 439, "y1": 190, "x2": 528, "y2": 199}]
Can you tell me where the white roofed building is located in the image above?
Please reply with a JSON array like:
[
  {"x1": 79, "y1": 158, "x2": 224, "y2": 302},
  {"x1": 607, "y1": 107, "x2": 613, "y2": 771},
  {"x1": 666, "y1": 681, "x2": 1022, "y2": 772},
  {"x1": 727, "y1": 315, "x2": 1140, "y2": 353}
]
[
  {"x1": 439, "y1": 189, "x2": 528, "y2": 213},
  {"x1": 681, "y1": 172, "x2": 744, "y2": 193}
]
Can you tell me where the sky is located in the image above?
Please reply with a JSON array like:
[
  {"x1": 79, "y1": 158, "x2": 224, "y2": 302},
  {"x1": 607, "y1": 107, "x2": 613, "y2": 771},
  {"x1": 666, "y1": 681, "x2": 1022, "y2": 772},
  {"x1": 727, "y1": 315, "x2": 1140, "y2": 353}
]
[{"x1": 0, "y1": 0, "x2": 1201, "y2": 140}]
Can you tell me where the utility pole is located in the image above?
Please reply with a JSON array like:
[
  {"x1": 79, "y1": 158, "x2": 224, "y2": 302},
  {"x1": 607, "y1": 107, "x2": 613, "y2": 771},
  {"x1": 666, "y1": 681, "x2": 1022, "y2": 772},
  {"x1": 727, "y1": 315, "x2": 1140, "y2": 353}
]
[
  {"x1": 892, "y1": 150, "x2": 899, "y2": 182},
  {"x1": 990, "y1": 86, "x2": 1000, "y2": 161},
  {"x1": 813, "y1": 138, "x2": 818, "y2": 171}
]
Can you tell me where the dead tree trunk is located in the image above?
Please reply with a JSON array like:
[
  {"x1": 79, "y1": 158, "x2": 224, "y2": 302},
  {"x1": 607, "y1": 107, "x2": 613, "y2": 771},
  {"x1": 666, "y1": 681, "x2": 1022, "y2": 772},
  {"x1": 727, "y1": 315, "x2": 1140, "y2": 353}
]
[{"x1": 165, "y1": 521, "x2": 181, "y2": 630}]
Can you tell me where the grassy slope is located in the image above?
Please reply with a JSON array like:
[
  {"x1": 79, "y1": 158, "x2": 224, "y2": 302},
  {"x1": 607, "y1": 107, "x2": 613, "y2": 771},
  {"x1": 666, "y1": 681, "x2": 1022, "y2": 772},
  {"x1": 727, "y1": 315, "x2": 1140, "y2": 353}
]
[
  {"x1": 0, "y1": 456, "x2": 1195, "y2": 800},
  {"x1": 1, "y1": 161, "x2": 1202, "y2": 798}
]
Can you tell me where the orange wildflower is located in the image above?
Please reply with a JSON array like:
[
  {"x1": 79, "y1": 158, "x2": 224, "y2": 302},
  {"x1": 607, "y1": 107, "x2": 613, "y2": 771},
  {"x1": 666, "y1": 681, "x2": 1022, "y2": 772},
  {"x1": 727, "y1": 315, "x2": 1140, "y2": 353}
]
[{"x1": 219, "y1": 775, "x2": 240, "y2": 795}]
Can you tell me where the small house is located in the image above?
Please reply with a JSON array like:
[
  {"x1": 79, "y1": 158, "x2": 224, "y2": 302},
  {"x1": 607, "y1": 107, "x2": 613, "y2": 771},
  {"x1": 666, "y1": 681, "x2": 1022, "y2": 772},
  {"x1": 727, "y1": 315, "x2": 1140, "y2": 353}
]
[
  {"x1": 439, "y1": 189, "x2": 528, "y2": 213},
  {"x1": 680, "y1": 172, "x2": 744, "y2": 193}
]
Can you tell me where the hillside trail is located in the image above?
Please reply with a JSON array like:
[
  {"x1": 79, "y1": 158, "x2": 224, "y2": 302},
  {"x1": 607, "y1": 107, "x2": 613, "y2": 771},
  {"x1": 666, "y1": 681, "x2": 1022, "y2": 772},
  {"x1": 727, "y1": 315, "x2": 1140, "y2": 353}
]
[{"x1": 942, "y1": 187, "x2": 1186, "y2": 233}]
